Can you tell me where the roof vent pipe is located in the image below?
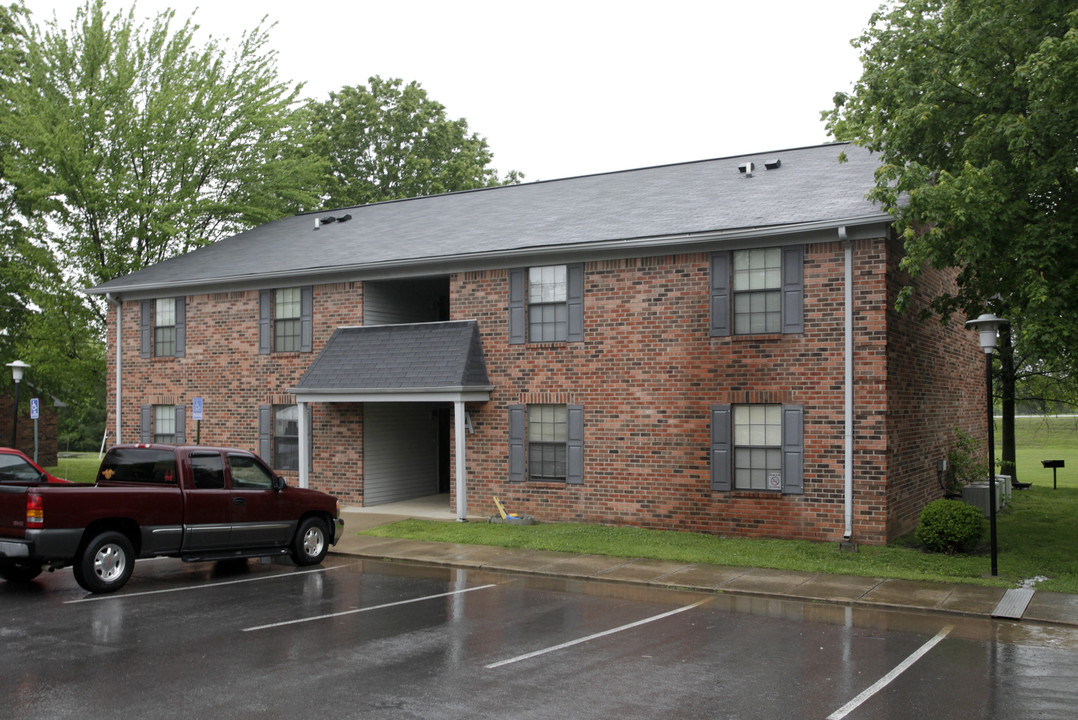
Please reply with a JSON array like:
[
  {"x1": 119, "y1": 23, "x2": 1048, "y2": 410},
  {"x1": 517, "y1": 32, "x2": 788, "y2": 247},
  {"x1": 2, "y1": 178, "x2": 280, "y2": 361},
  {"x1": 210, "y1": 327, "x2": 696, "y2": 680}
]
[
  {"x1": 738, "y1": 161, "x2": 755, "y2": 176},
  {"x1": 314, "y1": 218, "x2": 320, "y2": 230}
]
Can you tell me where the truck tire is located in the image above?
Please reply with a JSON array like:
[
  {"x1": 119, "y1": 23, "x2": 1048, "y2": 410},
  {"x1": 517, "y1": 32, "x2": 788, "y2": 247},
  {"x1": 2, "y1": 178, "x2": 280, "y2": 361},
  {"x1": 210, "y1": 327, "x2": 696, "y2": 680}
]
[
  {"x1": 291, "y1": 517, "x2": 328, "y2": 566},
  {"x1": 73, "y1": 531, "x2": 135, "y2": 594},
  {"x1": 0, "y1": 563, "x2": 43, "y2": 583}
]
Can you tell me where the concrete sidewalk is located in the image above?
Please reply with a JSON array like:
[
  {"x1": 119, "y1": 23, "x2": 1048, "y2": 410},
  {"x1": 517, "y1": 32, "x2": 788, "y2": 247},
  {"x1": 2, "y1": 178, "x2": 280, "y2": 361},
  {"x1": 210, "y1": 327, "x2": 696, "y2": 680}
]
[{"x1": 332, "y1": 505, "x2": 1078, "y2": 628}]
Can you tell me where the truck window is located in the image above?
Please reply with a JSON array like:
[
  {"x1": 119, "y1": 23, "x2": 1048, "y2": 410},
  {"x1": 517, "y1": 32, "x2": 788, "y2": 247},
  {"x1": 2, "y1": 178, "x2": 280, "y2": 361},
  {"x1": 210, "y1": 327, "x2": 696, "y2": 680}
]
[
  {"x1": 98, "y1": 448, "x2": 177, "y2": 484},
  {"x1": 229, "y1": 454, "x2": 274, "y2": 489},
  {"x1": 0, "y1": 454, "x2": 44, "y2": 483},
  {"x1": 190, "y1": 452, "x2": 225, "y2": 489}
]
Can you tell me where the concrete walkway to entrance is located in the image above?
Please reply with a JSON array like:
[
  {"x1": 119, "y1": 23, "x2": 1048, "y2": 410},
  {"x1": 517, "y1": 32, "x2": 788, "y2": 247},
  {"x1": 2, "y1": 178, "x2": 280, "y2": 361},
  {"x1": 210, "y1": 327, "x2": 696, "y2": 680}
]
[{"x1": 335, "y1": 496, "x2": 1078, "y2": 628}]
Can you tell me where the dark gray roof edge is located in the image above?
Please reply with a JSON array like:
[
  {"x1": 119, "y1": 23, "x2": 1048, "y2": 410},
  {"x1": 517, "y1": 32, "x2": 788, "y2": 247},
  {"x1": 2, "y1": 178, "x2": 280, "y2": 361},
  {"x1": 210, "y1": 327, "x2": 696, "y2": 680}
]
[
  {"x1": 86, "y1": 213, "x2": 891, "y2": 298},
  {"x1": 289, "y1": 385, "x2": 496, "y2": 395}
]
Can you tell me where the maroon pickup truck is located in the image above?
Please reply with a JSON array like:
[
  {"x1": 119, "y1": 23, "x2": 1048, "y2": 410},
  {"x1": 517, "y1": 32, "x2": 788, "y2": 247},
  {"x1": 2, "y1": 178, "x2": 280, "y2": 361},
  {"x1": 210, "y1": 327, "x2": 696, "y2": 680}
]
[{"x1": 0, "y1": 444, "x2": 344, "y2": 593}]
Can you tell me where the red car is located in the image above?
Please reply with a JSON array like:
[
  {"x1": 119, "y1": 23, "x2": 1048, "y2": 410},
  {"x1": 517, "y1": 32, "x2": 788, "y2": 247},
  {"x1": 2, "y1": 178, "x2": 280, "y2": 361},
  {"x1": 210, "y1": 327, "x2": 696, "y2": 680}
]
[{"x1": 0, "y1": 447, "x2": 70, "y2": 484}]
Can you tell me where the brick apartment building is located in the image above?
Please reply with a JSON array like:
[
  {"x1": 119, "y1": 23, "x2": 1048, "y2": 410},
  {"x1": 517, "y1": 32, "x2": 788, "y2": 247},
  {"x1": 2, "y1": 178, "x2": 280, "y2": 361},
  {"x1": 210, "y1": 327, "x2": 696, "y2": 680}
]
[{"x1": 88, "y1": 142, "x2": 985, "y2": 545}]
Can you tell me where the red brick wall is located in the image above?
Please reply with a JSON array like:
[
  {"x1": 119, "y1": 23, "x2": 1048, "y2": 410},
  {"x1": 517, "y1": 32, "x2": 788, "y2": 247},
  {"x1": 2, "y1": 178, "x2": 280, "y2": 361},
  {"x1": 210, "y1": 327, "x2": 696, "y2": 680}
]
[
  {"x1": 105, "y1": 283, "x2": 367, "y2": 503},
  {"x1": 883, "y1": 235, "x2": 986, "y2": 538},
  {"x1": 452, "y1": 238, "x2": 905, "y2": 544},
  {"x1": 104, "y1": 233, "x2": 984, "y2": 544}
]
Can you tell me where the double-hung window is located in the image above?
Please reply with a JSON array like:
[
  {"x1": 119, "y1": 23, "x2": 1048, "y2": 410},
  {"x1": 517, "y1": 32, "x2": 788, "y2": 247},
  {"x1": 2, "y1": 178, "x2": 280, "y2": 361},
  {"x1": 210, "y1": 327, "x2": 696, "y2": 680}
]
[
  {"x1": 273, "y1": 288, "x2": 302, "y2": 352},
  {"x1": 259, "y1": 286, "x2": 313, "y2": 354},
  {"x1": 140, "y1": 297, "x2": 186, "y2": 358},
  {"x1": 711, "y1": 404, "x2": 803, "y2": 494},
  {"x1": 710, "y1": 246, "x2": 803, "y2": 336},
  {"x1": 508, "y1": 264, "x2": 584, "y2": 344},
  {"x1": 139, "y1": 404, "x2": 186, "y2": 445},
  {"x1": 508, "y1": 404, "x2": 584, "y2": 484},
  {"x1": 272, "y1": 405, "x2": 299, "y2": 472}
]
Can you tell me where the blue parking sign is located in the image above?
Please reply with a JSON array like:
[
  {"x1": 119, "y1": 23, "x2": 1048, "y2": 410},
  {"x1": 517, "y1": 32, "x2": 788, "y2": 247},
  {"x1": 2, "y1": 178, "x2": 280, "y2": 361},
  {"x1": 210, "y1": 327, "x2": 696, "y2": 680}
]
[
  {"x1": 192, "y1": 397, "x2": 204, "y2": 421},
  {"x1": 30, "y1": 398, "x2": 39, "y2": 420}
]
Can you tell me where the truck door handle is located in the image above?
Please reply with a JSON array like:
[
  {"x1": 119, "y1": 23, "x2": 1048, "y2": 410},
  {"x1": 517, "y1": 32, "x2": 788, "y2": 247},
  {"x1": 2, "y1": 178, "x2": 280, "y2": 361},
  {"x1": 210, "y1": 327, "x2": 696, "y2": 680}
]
[{"x1": 233, "y1": 497, "x2": 245, "y2": 506}]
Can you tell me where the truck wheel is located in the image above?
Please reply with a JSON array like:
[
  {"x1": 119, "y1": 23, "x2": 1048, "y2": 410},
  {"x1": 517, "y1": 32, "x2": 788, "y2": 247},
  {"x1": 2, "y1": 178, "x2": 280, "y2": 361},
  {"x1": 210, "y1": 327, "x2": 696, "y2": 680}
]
[
  {"x1": 73, "y1": 531, "x2": 134, "y2": 594},
  {"x1": 291, "y1": 517, "x2": 328, "y2": 566},
  {"x1": 0, "y1": 563, "x2": 43, "y2": 583}
]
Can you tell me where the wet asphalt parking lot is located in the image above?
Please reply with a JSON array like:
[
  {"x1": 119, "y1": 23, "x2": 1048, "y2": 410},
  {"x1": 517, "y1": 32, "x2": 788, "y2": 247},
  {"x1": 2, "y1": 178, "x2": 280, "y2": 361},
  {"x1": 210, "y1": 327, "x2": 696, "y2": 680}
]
[{"x1": 4, "y1": 555, "x2": 1078, "y2": 719}]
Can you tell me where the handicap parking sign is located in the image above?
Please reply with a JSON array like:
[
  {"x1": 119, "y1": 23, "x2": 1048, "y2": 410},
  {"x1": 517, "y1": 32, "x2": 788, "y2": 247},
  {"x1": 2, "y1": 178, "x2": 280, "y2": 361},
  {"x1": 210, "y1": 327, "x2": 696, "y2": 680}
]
[{"x1": 30, "y1": 398, "x2": 39, "y2": 420}]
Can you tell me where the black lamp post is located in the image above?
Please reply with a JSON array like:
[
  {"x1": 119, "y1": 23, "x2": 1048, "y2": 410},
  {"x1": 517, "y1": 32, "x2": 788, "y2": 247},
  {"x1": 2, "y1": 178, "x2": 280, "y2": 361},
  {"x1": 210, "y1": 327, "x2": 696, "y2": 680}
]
[
  {"x1": 965, "y1": 313, "x2": 1008, "y2": 576},
  {"x1": 6, "y1": 360, "x2": 29, "y2": 449}
]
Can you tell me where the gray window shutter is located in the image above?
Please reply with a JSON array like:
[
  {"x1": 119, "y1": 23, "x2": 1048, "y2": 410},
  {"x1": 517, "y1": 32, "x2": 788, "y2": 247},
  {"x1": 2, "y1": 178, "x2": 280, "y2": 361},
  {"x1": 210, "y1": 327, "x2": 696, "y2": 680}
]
[
  {"x1": 782, "y1": 405, "x2": 804, "y2": 495},
  {"x1": 508, "y1": 404, "x2": 526, "y2": 482},
  {"x1": 174, "y1": 297, "x2": 186, "y2": 357},
  {"x1": 140, "y1": 300, "x2": 152, "y2": 358},
  {"x1": 258, "y1": 405, "x2": 272, "y2": 462},
  {"x1": 710, "y1": 404, "x2": 731, "y2": 492},
  {"x1": 567, "y1": 263, "x2": 585, "y2": 343},
  {"x1": 300, "y1": 286, "x2": 313, "y2": 352},
  {"x1": 508, "y1": 269, "x2": 526, "y2": 345},
  {"x1": 566, "y1": 404, "x2": 584, "y2": 484},
  {"x1": 258, "y1": 290, "x2": 272, "y2": 355},
  {"x1": 710, "y1": 252, "x2": 730, "y2": 337},
  {"x1": 175, "y1": 406, "x2": 186, "y2": 444},
  {"x1": 782, "y1": 245, "x2": 804, "y2": 334},
  {"x1": 140, "y1": 404, "x2": 152, "y2": 443}
]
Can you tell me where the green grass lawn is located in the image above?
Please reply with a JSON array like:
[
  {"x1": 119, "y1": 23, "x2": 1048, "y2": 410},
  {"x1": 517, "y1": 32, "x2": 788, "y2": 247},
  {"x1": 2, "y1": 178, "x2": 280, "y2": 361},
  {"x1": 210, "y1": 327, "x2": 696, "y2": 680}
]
[
  {"x1": 45, "y1": 452, "x2": 101, "y2": 484},
  {"x1": 363, "y1": 415, "x2": 1078, "y2": 594}
]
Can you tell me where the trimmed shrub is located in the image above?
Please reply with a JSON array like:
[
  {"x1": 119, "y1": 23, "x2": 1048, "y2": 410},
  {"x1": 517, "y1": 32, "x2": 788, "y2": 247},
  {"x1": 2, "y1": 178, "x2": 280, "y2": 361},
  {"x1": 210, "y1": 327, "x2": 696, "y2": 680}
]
[{"x1": 915, "y1": 499, "x2": 986, "y2": 554}]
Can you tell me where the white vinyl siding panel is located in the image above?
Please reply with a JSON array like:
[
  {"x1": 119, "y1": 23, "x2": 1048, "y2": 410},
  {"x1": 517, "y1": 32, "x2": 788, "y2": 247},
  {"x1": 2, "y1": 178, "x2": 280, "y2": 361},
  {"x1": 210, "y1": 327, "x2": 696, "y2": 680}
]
[{"x1": 363, "y1": 403, "x2": 439, "y2": 506}]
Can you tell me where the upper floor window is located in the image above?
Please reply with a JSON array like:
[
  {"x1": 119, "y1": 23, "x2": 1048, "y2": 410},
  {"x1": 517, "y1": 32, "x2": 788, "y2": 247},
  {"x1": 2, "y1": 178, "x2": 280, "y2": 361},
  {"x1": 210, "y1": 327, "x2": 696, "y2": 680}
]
[
  {"x1": 140, "y1": 297, "x2": 185, "y2": 358},
  {"x1": 710, "y1": 246, "x2": 803, "y2": 336},
  {"x1": 508, "y1": 264, "x2": 584, "y2": 344},
  {"x1": 733, "y1": 248, "x2": 782, "y2": 334},
  {"x1": 274, "y1": 288, "x2": 302, "y2": 352},
  {"x1": 259, "y1": 286, "x2": 313, "y2": 354},
  {"x1": 154, "y1": 298, "x2": 176, "y2": 356}
]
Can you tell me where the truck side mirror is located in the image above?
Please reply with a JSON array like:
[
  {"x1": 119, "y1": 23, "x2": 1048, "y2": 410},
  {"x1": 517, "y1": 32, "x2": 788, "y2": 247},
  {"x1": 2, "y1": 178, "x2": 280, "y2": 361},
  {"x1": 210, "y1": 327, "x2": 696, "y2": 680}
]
[{"x1": 272, "y1": 476, "x2": 287, "y2": 492}]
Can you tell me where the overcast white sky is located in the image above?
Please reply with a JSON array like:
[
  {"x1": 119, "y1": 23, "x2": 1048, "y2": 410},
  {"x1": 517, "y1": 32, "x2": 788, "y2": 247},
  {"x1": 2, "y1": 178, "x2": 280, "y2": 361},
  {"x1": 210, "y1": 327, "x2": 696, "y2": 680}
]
[{"x1": 26, "y1": 0, "x2": 878, "y2": 182}]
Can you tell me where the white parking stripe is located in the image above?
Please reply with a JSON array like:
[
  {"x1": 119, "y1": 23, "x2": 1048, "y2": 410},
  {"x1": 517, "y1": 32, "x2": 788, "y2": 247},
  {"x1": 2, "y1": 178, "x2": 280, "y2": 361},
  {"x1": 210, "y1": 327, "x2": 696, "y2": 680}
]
[
  {"x1": 485, "y1": 598, "x2": 710, "y2": 669},
  {"x1": 242, "y1": 583, "x2": 499, "y2": 632},
  {"x1": 827, "y1": 624, "x2": 954, "y2": 720},
  {"x1": 65, "y1": 565, "x2": 348, "y2": 604}
]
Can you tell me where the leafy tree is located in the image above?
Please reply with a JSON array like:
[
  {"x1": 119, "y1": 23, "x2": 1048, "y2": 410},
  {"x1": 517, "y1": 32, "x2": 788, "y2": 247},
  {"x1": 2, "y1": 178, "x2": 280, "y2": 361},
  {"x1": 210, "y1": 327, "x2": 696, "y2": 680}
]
[
  {"x1": 310, "y1": 76, "x2": 521, "y2": 207},
  {"x1": 1, "y1": 0, "x2": 325, "y2": 302},
  {"x1": 824, "y1": 0, "x2": 1078, "y2": 480},
  {"x1": 0, "y1": 0, "x2": 325, "y2": 447}
]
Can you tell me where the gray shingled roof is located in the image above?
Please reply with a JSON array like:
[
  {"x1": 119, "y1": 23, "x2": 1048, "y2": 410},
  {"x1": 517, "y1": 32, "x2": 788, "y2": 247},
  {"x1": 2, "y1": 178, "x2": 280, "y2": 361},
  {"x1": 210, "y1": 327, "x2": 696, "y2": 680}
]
[
  {"x1": 88, "y1": 142, "x2": 886, "y2": 296},
  {"x1": 292, "y1": 321, "x2": 491, "y2": 394}
]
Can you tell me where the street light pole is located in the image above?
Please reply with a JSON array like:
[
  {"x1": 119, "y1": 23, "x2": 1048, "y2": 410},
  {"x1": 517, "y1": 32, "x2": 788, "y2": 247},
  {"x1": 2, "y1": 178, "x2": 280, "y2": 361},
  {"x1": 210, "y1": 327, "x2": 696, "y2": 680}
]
[
  {"x1": 6, "y1": 360, "x2": 30, "y2": 449},
  {"x1": 965, "y1": 313, "x2": 1008, "y2": 577}
]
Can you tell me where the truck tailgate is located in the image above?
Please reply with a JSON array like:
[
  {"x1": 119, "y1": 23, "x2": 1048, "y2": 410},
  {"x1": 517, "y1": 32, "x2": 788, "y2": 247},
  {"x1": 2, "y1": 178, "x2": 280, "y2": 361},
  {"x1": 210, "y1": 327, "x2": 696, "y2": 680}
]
[{"x1": 0, "y1": 484, "x2": 31, "y2": 539}]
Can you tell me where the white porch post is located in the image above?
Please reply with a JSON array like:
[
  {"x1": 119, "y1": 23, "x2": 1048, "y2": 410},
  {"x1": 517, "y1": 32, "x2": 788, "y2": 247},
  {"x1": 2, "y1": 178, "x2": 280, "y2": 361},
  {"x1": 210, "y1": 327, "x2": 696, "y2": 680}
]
[
  {"x1": 298, "y1": 400, "x2": 309, "y2": 489},
  {"x1": 454, "y1": 399, "x2": 467, "y2": 521}
]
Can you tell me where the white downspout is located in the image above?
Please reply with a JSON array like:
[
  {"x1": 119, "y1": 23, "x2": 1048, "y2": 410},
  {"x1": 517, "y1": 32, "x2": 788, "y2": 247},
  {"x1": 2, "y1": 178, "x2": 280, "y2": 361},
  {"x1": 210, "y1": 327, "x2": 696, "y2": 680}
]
[
  {"x1": 105, "y1": 293, "x2": 122, "y2": 446},
  {"x1": 454, "y1": 399, "x2": 467, "y2": 522},
  {"x1": 840, "y1": 227, "x2": 854, "y2": 540}
]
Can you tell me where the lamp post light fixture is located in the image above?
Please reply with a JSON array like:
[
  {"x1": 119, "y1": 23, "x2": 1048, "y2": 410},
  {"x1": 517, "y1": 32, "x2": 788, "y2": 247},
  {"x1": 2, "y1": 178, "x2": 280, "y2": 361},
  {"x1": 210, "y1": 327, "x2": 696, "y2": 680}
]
[
  {"x1": 6, "y1": 360, "x2": 30, "y2": 449},
  {"x1": 965, "y1": 313, "x2": 1008, "y2": 576}
]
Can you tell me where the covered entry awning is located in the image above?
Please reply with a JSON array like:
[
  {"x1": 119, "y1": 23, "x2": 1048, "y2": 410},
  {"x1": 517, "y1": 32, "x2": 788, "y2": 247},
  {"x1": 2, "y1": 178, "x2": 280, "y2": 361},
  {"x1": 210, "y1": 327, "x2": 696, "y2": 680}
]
[{"x1": 289, "y1": 320, "x2": 494, "y2": 520}]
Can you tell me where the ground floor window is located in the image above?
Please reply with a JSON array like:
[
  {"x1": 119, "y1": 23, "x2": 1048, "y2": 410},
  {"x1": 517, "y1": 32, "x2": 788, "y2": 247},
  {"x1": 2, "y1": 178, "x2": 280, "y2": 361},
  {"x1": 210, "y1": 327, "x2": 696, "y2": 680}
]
[
  {"x1": 733, "y1": 404, "x2": 782, "y2": 490},
  {"x1": 509, "y1": 403, "x2": 584, "y2": 484},
  {"x1": 711, "y1": 403, "x2": 803, "y2": 494},
  {"x1": 528, "y1": 404, "x2": 568, "y2": 482},
  {"x1": 153, "y1": 404, "x2": 176, "y2": 444},
  {"x1": 273, "y1": 405, "x2": 299, "y2": 471}
]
